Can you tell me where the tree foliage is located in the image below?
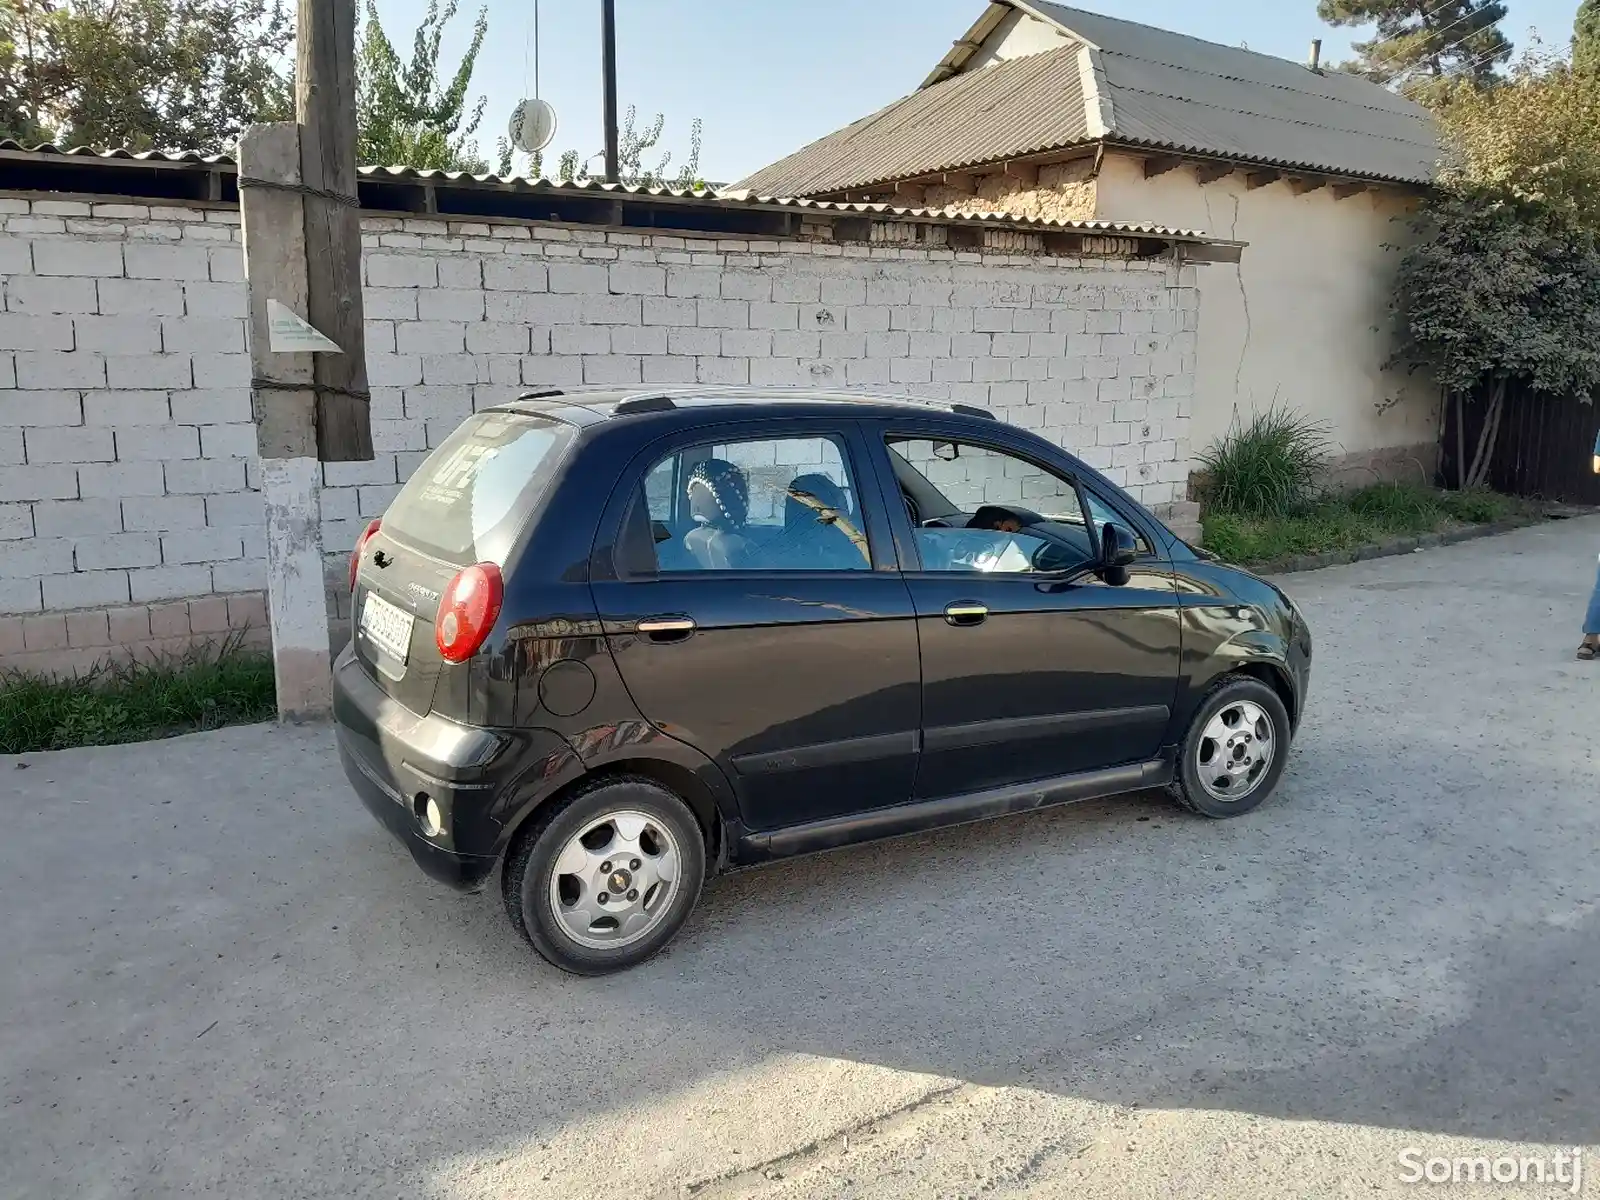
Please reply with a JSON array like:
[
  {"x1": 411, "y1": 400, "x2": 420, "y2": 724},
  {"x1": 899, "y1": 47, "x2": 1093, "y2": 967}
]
[
  {"x1": 499, "y1": 106, "x2": 705, "y2": 188},
  {"x1": 1391, "y1": 48, "x2": 1600, "y2": 486},
  {"x1": 357, "y1": 0, "x2": 488, "y2": 173},
  {"x1": 1, "y1": 0, "x2": 290, "y2": 150},
  {"x1": 1576, "y1": 0, "x2": 1600, "y2": 76},
  {"x1": 1318, "y1": 0, "x2": 1511, "y2": 90}
]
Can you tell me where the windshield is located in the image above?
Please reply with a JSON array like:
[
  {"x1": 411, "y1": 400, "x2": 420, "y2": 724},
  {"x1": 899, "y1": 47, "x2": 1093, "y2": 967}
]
[{"x1": 380, "y1": 410, "x2": 574, "y2": 564}]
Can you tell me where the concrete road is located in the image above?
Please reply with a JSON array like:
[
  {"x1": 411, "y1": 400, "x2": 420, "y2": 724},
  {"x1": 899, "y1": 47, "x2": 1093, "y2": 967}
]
[{"x1": 4, "y1": 519, "x2": 1600, "y2": 1200}]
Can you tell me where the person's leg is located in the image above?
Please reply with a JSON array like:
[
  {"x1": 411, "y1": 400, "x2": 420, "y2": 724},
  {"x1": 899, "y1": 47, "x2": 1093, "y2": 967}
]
[{"x1": 1580, "y1": 559, "x2": 1600, "y2": 658}]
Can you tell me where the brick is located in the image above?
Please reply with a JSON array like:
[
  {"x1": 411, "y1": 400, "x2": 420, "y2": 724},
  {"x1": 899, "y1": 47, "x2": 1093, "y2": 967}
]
[
  {"x1": 106, "y1": 355, "x2": 192, "y2": 389},
  {"x1": 395, "y1": 321, "x2": 467, "y2": 354},
  {"x1": 666, "y1": 267, "x2": 721, "y2": 298},
  {"x1": 0, "y1": 235, "x2": 31, "y2": 274},
  {"x1": 123, "y1": 243, "x2": 210, "y2": 280},
  {"x1": 483, "y1": 260, "x2": 547, "y2": 292},
  {"x1": 160, "y1": 316, "x2": 245, "y2": 353},
  {"x1": 77, "y1": 462, "x2": 166, "y2": 499},
  {"x1": 845, "y1": 306, "x2": 890, "y2": 333},
  {"x1": 553, "y1": 325, "x2": 610, "y2": 355},
  {"x1": 0, "y1": 465, "x2": 79, "y2": 502},
  {"x1": 845, "y1": 358, "x2": 890, "y2": 386},
  {"x1": 0, "y1": 579, "x2": 43, "y2": 615},
  {"x1": 519, "y1": 355, "x2": 584, "y2": 387},
  {"x1": 146, "y1": 600, "x2": 190, "y2": 638},
  {"x1": 323, "y1": 456, "x2": 398, "y2": 487},
  {"x1": 191, "y1": 354, "x2": 248, "y2": 388},
  {"x1": 426, "y1": 354, "x2": 484, "y2": 385},
  {"x1": 212, "y1": 558, "x2": 266, "y2": 592},
  {"x1": 197, "y1": 424, "x2": 257, "y2": 460},
  {"x1": 130, "y1": 564, "x2": 212, "y2": 602},
  {"x1": 161, "y1": 529, "x2": 244, "y2": 564},
  {"x1": 74, "y1": 533, "x2": 162, "y2": 570},
  {"x1": 70, "y1": 315, "x2": 160, "y2": 354},
  {"x1": 226, "y1": 592, "x2": 268, "y2": 631},
  {"x1": 83, "y1": 391, "x2": 172, "y2": 426},
  {"x1": 204, "y1": 492, "x2": 265, "y2": 529},
  {"x1": 0, "y1": 390, "x2": 82, "y2": 427},
  {"x1": 365, "y1": 255, "x2": 438, "y2": 288},
  {"x1": 582, "y1": 355, "x2": 642, "y2": 384},
  {"x1": 0, "y1": 354, "x2": 12, "y2": 389},
  {"x1": 697, "y1": 356, "x2": 749, "y2": 386},
  {"x1": 610, "y1": 263, "x2": 665, "y2": 295},
  {"x1": 0, "y1": 313, "x2": 74, "y2": 350},
  {"x1": 417, "y1": 289, "x2": 485, "y2": 322},
  {"x1": 363, "y1": 287, "x2": 418, "y2": 320},
  {"x1": 403, "y1": 385, "x2": 472, "y2": 421},
  {"x1": 116, "y1": 425, "x2": 200, "y2": 461},
  {"x1": 182, "y1": 281, "x2": 247, "y2": 319},
  {"x1": 108, "y1": 605, "x2": 152, "y2": 643},
  {"x1": 26, "y1": 426, "x2": 114, "y2": 464},
  {"x1": 643, "y1": 297, "x2": 697, "y2": 327},
  {"x1": 0, "y1": 503, "x2": 31, "y2": 540},
  {"x1": 465, "y1": 323, "x2": 529, "y2": 354},
  {"x1": 204, "y1": 247, "x2": 243, "y2": 283},
  {"x1": 65, "y1": 609, "x2": 111, "y2": 647},
  {"x1": 32, "y1": 240, "x2": 124, "y2": 277},
  {"x1": 436, "y1": 257, "x2": 481, "y2": 288},
  {"x1": 367, "y1": 353, "x2": 423, "y2": 388},
  {"x1": 98, "y1": 277, "x2": 182, "y2": 316},
  {"x1": 606, "y1": 326, "x2": 667, "y2": 356},
  {"x1": 721, "y1": 329, "x2": 772, "y2": 357},
  {"x1": 163, "y1": 458, "x2": 247, "y2": 495},
  {"x1": 820, "y1": 278, "x2": 866, "y2": 306},
  {"x1": 23, "y1": 613, "x2": 69, "y2": 650},
  {"x1": 187, "y1": 595, "x2": 231, "y2": 634},
  {"x1": 547, "y1": 263, "x2": 609, "y2": 294},
  {"x1": 890, "y1": 359, "x2": 934, "y2": 384},
  {"x1": 641, "y1": 355, "x2": 697, "y2": 384},
  {"x1": 0, "y1": 427, "x2": 17, "y2": 466},
  {"x1": 0, "y1": 537, "x2": 74, "y2": 578},
  {"x1": 667, "y1": 327, "x2": 719, "y2": 355},
  {"x1": 15, "y1": 351, "x2": 104, "y2": 389},
  {"x1": 697, "y1": 299, "x2": 748, "y2": 329},
  {"x1": 33, "y1": 498, "x2": 121, "y2": 536},
  {"x1": 357, "y1": 483, "x2": 403, "y2": 515},
  {"x1": 749, "y1": 302, "x2": 799, "y2": 330}
]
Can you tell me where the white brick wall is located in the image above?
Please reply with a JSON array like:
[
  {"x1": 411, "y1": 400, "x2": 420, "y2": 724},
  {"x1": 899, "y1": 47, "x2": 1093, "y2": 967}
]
[{"x1": 0, "y1": 196, "x2": 1199, "y2": 621}]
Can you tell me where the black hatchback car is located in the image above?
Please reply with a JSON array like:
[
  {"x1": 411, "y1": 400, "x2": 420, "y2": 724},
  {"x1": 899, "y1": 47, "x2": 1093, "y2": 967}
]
[{"x1": 334, "y1": 388, "x2": 1311, "y2": 974}]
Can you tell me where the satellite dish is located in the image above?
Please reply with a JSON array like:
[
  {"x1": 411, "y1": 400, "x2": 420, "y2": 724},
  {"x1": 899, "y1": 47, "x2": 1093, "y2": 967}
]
[{"x1": 508, "y1": 98, "x2": 557, "y2": 154}]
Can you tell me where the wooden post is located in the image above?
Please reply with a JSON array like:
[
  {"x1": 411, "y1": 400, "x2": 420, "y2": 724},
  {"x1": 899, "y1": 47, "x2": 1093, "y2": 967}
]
[
  {"x1": 601, "y1": 0, "x2": 620, "y2": 184},
  {"x1": 297, "y1": 0, "x2": 372, "y2": 462},
  {"x1": 239, "y1": 124, "x2": 335, "y2": 721}
]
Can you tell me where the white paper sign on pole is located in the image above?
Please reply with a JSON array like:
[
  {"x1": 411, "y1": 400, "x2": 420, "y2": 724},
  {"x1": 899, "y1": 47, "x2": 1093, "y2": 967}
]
[{"x1": 267, "y1": 299, "x2": 342, "y2": 353}]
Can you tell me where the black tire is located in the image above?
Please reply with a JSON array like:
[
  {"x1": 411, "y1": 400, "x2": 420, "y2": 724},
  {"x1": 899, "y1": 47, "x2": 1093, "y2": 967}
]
[
  {"x1": 1168, "y1": 675, "x2": 1291, "y2": 819},
  {"x1": 502, "y1": 776, "x2": 707, "y2": 976}
]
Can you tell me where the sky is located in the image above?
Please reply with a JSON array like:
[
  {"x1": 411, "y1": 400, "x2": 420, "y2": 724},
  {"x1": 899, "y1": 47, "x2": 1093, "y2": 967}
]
[{"x1": 371, "y1": 0, "x2": 1585, "y2": 185}]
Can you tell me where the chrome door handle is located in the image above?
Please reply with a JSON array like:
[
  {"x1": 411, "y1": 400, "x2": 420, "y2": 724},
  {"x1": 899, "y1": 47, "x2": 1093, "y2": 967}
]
[
  {"x1": 637, "y1": 615, "x2": 696, "y2": 638},
  {"x1": 944, "y1": 603, "x2": 988, "y2": 627}
]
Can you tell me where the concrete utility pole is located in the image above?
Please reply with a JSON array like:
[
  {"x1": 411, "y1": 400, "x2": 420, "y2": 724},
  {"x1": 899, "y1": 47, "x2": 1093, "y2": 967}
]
[
  {"x1": 238, "y1": 0, "x2": 372, "y2": 721},
  {"x1": 602, "y1": 0, "x2": 620, "y2": 183}
]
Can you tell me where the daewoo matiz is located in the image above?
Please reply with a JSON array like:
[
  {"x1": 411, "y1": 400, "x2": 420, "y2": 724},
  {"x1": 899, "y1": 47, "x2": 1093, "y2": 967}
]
[{"x1": 334, "y1": 388, "x2": 1312, "y2": 974}]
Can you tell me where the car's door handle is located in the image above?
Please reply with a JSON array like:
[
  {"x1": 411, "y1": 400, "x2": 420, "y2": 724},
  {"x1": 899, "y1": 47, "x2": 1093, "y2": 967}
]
[
  {"x1": 637, "y1": 615, "x2": 697, "y2": 642},
  {"x1": 944, "y1": 603, "x2": 988, "y2": 627}
]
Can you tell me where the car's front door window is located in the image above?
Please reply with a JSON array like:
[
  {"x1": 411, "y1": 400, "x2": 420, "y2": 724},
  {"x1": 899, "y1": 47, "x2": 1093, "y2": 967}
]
[{"x1": 886, "y1": 437, "x2": 1096, "y2": 575}]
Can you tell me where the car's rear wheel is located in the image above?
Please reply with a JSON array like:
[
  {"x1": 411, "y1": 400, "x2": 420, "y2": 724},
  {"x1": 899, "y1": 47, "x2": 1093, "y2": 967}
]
[
  {"x1": 1169, "y1": 676, "x2": 1290, "y2": 818},
  {"x1": 503, "y1": 777, "x2": 706, "y2": 975}
]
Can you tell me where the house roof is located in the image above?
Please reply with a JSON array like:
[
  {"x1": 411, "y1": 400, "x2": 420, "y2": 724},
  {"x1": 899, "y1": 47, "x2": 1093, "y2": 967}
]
[{"x1": 733, "y1": 0, "x2": 1439, "y2": 197}]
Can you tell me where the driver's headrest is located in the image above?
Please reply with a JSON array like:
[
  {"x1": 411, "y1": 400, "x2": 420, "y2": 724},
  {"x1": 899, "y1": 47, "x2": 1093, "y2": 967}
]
[
  {"x1": 686, "y1": 458, "x2": 749, "y2": 529},
  {"x1": 784, "y1": 473, "x2": 848, "y2": 529}
]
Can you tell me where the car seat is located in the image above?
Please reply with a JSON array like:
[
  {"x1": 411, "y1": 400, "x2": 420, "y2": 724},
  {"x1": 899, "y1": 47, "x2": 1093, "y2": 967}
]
[
  {"x1": 777, "y1": 473, "x2": 868, "y2": 569},
  {"x1": 683, "y1": 458, "x2": 750, "y2": 570}
]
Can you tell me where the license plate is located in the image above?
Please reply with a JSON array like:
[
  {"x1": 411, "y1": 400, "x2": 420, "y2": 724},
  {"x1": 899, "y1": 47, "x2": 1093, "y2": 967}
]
[{"x1": 360, "y1": 592, "x2": 415, "y2": 663}]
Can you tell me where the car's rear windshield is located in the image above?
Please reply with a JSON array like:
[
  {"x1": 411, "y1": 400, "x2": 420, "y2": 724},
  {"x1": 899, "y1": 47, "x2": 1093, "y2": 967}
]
[{"x1": 380, "y1": 410, "x2": 574, "y2": 564}]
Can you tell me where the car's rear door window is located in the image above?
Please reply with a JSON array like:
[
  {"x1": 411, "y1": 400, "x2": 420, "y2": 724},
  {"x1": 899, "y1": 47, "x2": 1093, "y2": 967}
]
[{"x1": 381, "y1": 410, "x2": 574, "y2": 565}]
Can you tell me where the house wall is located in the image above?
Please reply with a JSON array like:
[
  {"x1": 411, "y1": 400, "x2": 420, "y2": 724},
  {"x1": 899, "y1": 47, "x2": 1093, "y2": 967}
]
[
  {"x1": 966, "y1": 7, "x2": 1073, "y2": 71},
  {"x1": 1093, "y1": 153, "x2": 1440, "y2": 484},
  {"x1": 924, "y1": 158, "x2": 1098, "y2": 224},
  {"x1": 0, "y1": 193, "x2": 1202, "y2": 675}
]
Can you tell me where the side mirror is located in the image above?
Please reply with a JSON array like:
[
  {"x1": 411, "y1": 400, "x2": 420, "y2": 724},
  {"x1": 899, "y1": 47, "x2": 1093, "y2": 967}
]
[{"x1": 1100, "y1": 522, "x2": 1137, "y2": 586}]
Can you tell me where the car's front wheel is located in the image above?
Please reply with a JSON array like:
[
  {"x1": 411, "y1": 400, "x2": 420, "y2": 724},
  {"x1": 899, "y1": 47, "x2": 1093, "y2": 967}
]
[
  {"x1": 503, "y1": 777, "x2": 707, "y2": 975},
  {"x1": 1169, "y1": 676, "x2": 1291, "y2": 818}
]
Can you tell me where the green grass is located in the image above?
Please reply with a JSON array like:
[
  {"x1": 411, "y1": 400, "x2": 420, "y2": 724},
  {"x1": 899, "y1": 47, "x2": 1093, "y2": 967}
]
[
  {"x1": 1201, "y1": 482, "x2": 1531, "y2": 568},
  {"x1": 0, "y1": 635, "x2": 276, "y2": 754},
  {"x1": 1197, "y1": 408, "x2": 1332, "y2": 519}
]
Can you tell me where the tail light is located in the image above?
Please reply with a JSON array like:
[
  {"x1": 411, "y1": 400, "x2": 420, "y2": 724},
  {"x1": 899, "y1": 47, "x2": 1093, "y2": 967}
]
[
  {"x1": 435, "y1": 563, "x2": 504, "y2": 663},
  {"x1": 349, "y1": 518, "x2": 382, "y2": 591}
]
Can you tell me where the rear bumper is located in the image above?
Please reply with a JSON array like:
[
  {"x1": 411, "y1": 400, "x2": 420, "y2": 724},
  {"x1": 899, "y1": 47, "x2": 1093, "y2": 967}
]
[{"x1": 332, "y1": 646, "x2": 505, "y2": 890}]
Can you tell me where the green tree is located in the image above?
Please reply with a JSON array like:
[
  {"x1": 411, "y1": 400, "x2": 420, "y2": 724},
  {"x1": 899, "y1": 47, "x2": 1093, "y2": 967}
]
[
  {"x1": 503, "y1": 107, "x2": 704, "y2": 186},
  {"x1": 1, "y1": 0, "x2": 289, "y2": 150},
  {"x1": 1318, "y1": 0, "x2": 1511, "y2": 89},
  {"x1": 1576, "y1": 0, "x2": 1600, "y2": 75},
  {"x1": 357, "y1": 0, "x2": 488, "y2": 172}
]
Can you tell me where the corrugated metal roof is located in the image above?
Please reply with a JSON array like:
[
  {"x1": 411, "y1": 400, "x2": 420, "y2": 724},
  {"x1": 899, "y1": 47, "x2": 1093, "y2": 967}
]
[
  {"x1": 0, "y1": 139, "x2": 1232, "y2": 243},
  {"x1": 733, "y1": 0, "x2": 1439, "y2": 196}
]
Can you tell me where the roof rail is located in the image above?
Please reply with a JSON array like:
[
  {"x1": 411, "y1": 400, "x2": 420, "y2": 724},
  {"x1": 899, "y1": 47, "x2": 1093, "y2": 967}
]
[
  {"x1": 519, "y1": 388, "x2": 565, "y2": 400},
  {"x1": 612, "y1": 394, "x2": 678, "y2": 415},
  {"x1": 949, "y1": 403, "x2": 997, "y2": 420}
]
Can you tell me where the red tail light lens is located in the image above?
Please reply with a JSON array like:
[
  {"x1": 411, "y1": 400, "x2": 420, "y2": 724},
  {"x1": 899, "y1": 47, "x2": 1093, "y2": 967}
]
[
  {"x1": 435, "y1": 563, "x2": 504, "y2": 663},
  {"x1": 349, "y1": 518, "x2": 382, "y2": 591}
]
